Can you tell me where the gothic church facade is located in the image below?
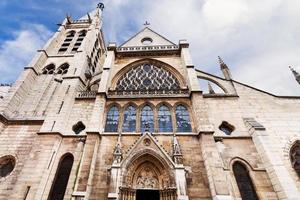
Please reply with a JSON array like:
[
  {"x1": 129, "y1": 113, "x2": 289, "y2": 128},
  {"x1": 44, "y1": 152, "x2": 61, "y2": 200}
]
[{"x1": 0, "y1": 4, "x2": 300, "y2": 200}]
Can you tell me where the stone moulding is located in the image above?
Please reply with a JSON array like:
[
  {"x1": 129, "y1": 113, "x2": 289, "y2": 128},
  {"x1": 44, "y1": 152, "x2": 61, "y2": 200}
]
[{"x1": 107, "y1": 89, "x2": 190, "y2": 98}]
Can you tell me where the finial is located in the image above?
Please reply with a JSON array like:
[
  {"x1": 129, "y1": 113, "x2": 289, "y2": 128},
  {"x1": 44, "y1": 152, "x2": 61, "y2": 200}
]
[
  {"x1": 66, "y1": 14, "x2": 72, "y2": 24},
  {"x1": 208, "y1": 82, "x2": 215, "y2": 94},
  {"x1": 143, "y1": 21, "x2": 150, "y2": 26},
  {"x1": 97, "y1": 2, "x2": 105, "y2": 11},
  {"x1": 218, "y1": 56, "x2": 228, "y2": 69},
  {"x1": 289, "y1": 66, "x2": 300, "y2": 85}
]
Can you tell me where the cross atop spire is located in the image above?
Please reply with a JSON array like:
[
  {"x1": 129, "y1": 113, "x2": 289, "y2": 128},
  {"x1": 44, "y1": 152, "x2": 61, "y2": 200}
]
[
  {"x1": 143, "y1": 21, "x2": 150, "y2": 26},
  {"x1": 97, "y1": 2, "x2": 104, "y2": 11}
]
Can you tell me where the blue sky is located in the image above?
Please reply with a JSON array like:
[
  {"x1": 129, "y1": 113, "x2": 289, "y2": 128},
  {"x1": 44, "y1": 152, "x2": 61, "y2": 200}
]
[{"x1": 0, "y1": 0, "x2": 300, "y2": 95}]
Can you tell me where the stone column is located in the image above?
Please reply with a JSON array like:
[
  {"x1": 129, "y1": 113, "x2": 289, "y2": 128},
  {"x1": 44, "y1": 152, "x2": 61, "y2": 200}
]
[
  {"x1": 244, "y1": 118, "x2": 300, "y2": 200},
  {"x1": 72, "y1": 133, "x2": 100, "y2": 200},
  {"x1": 108, "y1": 164, "x2": 122, "y2": 200},
  {"x1": 175, "y1": 165, "x2": 189, "y2": 200},
  {"x1": 201, "y1": 133, "x2": 233, "y2": 200}
]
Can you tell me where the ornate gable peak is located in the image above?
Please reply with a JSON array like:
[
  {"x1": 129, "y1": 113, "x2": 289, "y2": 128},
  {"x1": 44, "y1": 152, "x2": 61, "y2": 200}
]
[
  {"x1": 121, "y1": 132, "x2": 175, "y2": 168},
  {"x1": 120, "y1": 27, "x2": 176, "y2": 48}
]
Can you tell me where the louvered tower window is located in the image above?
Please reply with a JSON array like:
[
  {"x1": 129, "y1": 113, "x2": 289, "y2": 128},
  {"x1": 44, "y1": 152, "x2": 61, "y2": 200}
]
[
  {"x1": 105, "y1": 106, "x2": 119, "y2": 132},
  {"x1": 48, "y1": 154, "x2": 74, "y2": 200},
  {"x1": 122, "y1": 105, "x2": 136, "y2": 132},
  {"x1": 72, "y1": 30, "x2": 86, "y2": 52},
  {"x1": 233, "y1": 162, "x2": 258, "y2": 200},
  {"x1": 58, "y1": 31, "x2": 75, "y2": 53},
  {"x1": 175, "y1": 105, "x2": 192, "y2": 132},
  {"x1": 158, "y1": 105, "x2": 173, "y2": 132}
]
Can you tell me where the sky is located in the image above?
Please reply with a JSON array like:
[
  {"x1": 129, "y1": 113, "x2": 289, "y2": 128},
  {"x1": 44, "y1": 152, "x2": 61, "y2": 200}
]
[{"x1": 0, "y1": 0, "x2": 300, "y2": 95}]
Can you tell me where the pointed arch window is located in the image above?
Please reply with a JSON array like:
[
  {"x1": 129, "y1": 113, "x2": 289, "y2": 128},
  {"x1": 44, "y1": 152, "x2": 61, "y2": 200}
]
[
  {"x1": 158, "y1": 105, "x2": 173, "y2": 132},
  {"x1": 42, "y1": 64, "x2": 55, "y2": 75},
  {"x1": 140, "y1": 105, "x2": 154, "y2": 132},
  {"x1": 175, "y1": 105, "x2": 192, "y2": 132},
  {"x1": 122, "y1": 105, "x2": 136, "y2": 132},
  {"x1": 58, "y1": 31, "x2": 75, "y2": 53},
  {"x1": 72, "y1": 30, "x2": 87, "y2": 52},
  {"x1": 233, "y1": 162, "x2": 258, "y2": 200},
  {"x1": 48, "y1": 153, "x2": 74, "y2": 200},
  {"x1": 56, "y1": 63, "x2": 69, "y2": 75},
  {"x1": 290, "y1": 142, "x2": 300, "y2": 177},
  {"x1": 105, "y1": 106, "x2": 119, "y2": 132}
]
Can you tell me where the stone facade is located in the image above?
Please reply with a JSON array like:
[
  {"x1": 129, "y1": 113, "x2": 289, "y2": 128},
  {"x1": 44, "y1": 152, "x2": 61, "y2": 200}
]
[{"x1": 0, "y1": 4, "x2": 300, "y2": 200}]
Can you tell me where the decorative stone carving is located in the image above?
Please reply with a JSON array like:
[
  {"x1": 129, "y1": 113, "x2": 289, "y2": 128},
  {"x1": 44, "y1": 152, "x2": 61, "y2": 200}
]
[
  {"x1": 136, "y1": 167, "x2": 159, "y2": 189},
  {"x1": 116, "y1": 63, "x2": 180, "y2": 92},
  {"x1": 173, "y1": 136, "x2": 183, "y2": 164},
  {"x1": 113, "y1": 143, "x2": 122, "y2": 164}
]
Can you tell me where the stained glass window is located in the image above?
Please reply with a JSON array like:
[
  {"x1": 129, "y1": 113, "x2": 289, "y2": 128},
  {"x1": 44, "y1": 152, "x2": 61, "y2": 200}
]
[
  {"x1": 175, "y1": 105, "x2": 192, "y2": 132},
  {"x1": 158, "y1": 105, "x2": 173, "y2": 132},
  {"x1": 122, "y1": 105, "x2": 136, "y2": 132},
  {"x1": 140, "y1": 105, "x2": 154, "y2": 132},
  {"x1": 233, "y1": 162, "x2": 258, "y2": 200},
  {"x1": 290, "y1": 142, "x2": 300, "y2": 177},
  {"x1": 116, "y1": 63, "x2": 180, "y2": 92},
  {"x1": 105, "y1": 106, "x2": 119, "y2": 132},
  {"x1": 48, "y1": 154, "x2": 74, "y2": 200}
]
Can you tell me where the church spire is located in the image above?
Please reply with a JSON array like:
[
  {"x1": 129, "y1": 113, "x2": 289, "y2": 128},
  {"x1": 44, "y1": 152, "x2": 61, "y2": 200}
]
[
  {"x1": 289, "y1": 66, "x2": 300, "y2": 85},
  {"x1": 218, "y1": 56, "x2": 232, "y2": 80}
]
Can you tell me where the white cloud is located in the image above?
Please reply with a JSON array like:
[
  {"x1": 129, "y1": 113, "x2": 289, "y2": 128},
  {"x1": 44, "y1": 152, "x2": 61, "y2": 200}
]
[
  {"x1": 99, "y1": 0, "x2": 300, "y2": 95},
  {"x1": 0, "y1": 24, "x2": 52, "y2": 83}
]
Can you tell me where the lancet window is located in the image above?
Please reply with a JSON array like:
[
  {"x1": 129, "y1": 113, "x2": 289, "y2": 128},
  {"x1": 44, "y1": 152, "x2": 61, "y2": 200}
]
[
  {"x1": 116, "y1": 63, "x2": 180, "y2": 92},
  {"x1": 175, "y1": 105, "x2": 192, "y2": 132},
  {"x1": 48, "y1": 153, "x2": 74, "y2": 200},
  {"x1": 290, "y1": 142, "x2": 300, "y2": 177},
  {"x1": 140, "y1": 105, "x2": 154, "y2": 132},
  {"x1": 158, "y1": 105, "x2": 173, "y2": 132},
  {"x1": 122, "y1": 105, "x2": 136, "y2": 132},
  {"x1": 233, "y1": 162, "x2": 258, "y2": 200},
  {"x1": 105, "y1": 106, "x2": 119, "y2": 132}
]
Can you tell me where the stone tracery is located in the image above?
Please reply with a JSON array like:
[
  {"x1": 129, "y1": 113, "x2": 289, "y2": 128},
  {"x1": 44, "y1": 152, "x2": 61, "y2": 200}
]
[{"x1": 116, "y1": 63, "x2": 180, "y2": 92}]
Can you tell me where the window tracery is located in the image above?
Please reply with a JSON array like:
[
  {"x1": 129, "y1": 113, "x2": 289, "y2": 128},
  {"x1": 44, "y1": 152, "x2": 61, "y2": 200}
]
[
  {"x1": 290, "y1": 142, "x2": 300, "y2": 177},
  {"x1": 175, "y1": 105, "x2": 192, "y2": 132},
  {"x1": 116, "y1": 63, "x2": 180, "y2": 92},
  {"x1": 105, "y1": 106, "x2": 119, "y2": 132},
  {"x1": 122, "y1": 105, "x2": 136, "y2": 132},
  {"x1": 56, "y1": 63, "x2": 69, "y2": 75},
  {"x1": 42, "y1": 64, "x2": 55, "y2": 75},
  {"x1": 158, "y1": 105, "x2": 173, "y2": 132}
]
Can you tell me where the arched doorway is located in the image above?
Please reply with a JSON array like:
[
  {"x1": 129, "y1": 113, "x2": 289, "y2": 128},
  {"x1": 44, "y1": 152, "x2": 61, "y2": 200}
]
[{"x1": 120, "y1": 152, "x2": 177, "y2": 200}]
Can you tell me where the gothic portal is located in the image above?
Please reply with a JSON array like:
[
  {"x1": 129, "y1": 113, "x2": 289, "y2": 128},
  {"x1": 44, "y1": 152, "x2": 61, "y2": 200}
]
[{"x1": 1, "y1": 3, "x2": 300, "y2": 200}]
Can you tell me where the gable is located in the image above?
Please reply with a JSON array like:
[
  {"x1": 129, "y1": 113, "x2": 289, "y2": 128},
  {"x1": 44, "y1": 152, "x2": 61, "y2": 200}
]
[{"x1": 120, "y1": 27, "x2": 175, "y2": 47}]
